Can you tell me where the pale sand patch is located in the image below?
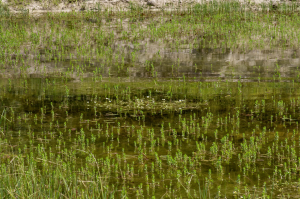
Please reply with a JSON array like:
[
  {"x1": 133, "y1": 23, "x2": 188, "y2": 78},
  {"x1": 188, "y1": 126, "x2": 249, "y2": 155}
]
[{"x1": 1, "y1": 0, "x2": 293, "y2": 14}]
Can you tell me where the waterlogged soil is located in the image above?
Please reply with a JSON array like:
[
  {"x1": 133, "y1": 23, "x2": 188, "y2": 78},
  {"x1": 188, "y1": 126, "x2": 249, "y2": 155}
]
[{"x1": 2, "y1": 10, "x2": 300, "y2": 198}]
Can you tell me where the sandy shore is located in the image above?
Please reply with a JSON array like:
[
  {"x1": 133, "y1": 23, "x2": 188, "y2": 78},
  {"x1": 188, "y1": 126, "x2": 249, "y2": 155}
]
[{"x1": 1, "y1": 0, "x2": 290, "y2": 14}]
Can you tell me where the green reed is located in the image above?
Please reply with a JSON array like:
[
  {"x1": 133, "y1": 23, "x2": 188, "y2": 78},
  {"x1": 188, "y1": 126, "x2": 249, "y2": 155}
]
[{"x1": 1, "y1": 0, "x2": 300, "y2": 198}]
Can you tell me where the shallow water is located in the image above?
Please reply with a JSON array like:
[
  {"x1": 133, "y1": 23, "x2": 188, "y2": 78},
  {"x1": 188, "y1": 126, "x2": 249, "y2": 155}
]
[{"x1": 1, "y1": 10, "x2": 300, "y2": 198}]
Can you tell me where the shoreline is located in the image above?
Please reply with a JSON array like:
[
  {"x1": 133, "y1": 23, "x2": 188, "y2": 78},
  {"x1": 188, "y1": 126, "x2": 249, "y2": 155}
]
[{"x1": 1, "y1": 0, "x2": 297, "y2": 14}]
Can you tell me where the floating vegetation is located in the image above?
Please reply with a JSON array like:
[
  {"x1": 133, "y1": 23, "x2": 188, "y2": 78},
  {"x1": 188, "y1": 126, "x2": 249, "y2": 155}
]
[{"x1": 1, "y1": 1, "x2": 300, "y2": 198}]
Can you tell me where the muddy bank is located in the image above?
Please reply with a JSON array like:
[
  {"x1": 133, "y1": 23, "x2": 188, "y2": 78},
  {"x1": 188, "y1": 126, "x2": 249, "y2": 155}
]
[{"x1": 0, "y1": 0, "x2": 295, "y2": 14}]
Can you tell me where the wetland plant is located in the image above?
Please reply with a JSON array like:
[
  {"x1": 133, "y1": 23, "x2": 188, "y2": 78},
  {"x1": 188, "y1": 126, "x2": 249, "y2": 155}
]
[{"x1": 0, "y1": 0, "x2": 300, "y2": 198}]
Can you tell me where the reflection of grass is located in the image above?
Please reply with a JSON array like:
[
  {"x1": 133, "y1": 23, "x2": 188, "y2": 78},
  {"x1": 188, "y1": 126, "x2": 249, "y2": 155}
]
[
  {"x1": 178, "y1": 177, "x2": 208, "y2": 199},
  {"x1": 197, "y1": 180, "x2": 208, "y2": 199},
  {"x1": 0, "y1": 108, "x2": 6, "y2": 130},
  {"x1": 0, "y1": 109, "x2": 4, "y2": 126}
]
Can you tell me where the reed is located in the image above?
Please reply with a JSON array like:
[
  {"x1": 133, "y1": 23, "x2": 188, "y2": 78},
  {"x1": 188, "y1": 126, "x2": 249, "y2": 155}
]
[{"x1": 1, "y1": 0, "x2": 300, "y2": 198}]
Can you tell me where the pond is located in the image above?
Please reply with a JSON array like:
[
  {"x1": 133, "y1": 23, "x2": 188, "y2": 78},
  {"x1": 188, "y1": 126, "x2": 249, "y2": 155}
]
[{"x1": 1, "y1": 1, "x2": 300, "y2": 198}]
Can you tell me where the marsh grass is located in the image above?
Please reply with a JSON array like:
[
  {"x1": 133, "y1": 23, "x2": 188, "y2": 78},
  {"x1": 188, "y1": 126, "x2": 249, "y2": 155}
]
[
  {"x1": 1, "y1": 0, "x2": 300, "y2": 198},
  {"x1": 0, "y1": 151, "x2": 116, "y2": 198},
  {"x1": 0, "y1": 2, "x2": 10, "y2": 17}
]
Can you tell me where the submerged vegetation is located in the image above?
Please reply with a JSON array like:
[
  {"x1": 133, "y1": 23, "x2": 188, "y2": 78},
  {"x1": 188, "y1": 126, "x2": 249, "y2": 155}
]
[{"x1": 2, "y1": 0, "x2": 300, "y2": 198}]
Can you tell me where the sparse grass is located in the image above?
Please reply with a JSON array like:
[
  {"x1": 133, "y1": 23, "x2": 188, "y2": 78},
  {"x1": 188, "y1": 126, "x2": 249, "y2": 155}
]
[{"x1": 0, "y1": 1, "x2": 10, "y2": 17}]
